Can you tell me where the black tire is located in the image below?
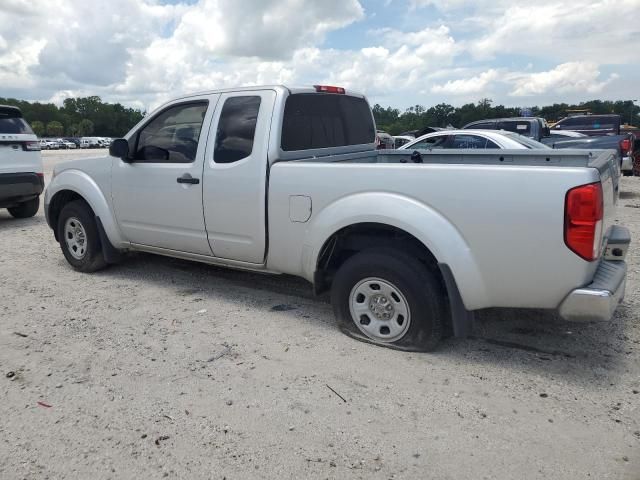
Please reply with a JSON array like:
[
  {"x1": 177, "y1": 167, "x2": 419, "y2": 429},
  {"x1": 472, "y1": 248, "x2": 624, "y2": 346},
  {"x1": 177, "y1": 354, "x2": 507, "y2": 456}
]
[
  {"x1": 57, "y1": 200, "x2": 107, "y2": 272},
  {"x1": 8, "y1": 197, "x2": 40, "y2": 218},
  {"x1": 622, "y1": 170, "x2": 633, "y2": 177},
  {"x1": 330, "y1": 248, "x2": 447, "y2": 352}
]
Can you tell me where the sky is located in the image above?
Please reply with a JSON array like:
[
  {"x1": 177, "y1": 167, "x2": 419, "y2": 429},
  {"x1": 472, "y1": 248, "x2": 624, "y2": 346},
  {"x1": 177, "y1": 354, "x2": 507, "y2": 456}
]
[{"x1": 0, "y1": 0, "x2": 639, "y2": 112}]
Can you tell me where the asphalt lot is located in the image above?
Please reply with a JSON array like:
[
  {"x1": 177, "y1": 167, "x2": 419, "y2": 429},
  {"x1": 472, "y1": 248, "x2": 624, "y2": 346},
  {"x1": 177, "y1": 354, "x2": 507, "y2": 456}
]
[{"x1": 0, "y1": 149, "x2": 638, "y2": 479}]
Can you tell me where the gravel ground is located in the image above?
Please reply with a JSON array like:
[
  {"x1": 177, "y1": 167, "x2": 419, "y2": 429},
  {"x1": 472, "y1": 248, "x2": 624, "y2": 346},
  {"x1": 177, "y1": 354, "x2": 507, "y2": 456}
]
[{"x1": 1, "y1": 149, "x2": 639, "y2": 479}]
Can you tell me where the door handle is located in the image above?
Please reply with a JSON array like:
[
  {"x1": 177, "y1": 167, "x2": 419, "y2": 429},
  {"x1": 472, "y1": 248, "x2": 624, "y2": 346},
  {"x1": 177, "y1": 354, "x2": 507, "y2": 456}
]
[{"x1": 177, "y1": 173, "x2": 199, "y2": 185}]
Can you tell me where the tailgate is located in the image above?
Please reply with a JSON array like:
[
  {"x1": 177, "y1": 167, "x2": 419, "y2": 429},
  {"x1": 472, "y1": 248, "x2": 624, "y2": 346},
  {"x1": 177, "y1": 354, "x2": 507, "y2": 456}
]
[
  {"x1": 589, "y1": 149, "x2": 619, "y2": 248},
  {"x1": 0, "y1": 134, "x2": 41, "y2": 174}
]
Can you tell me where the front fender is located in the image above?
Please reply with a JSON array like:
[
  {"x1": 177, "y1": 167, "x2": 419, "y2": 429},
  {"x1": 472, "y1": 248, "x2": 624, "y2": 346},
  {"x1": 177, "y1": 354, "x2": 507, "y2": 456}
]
[
  {"x1": 45, "y1": 169, "x2": 125, "y2": 248},
  {"x1": 303, "y1": 192, "x2": 489, "y2": 311}
]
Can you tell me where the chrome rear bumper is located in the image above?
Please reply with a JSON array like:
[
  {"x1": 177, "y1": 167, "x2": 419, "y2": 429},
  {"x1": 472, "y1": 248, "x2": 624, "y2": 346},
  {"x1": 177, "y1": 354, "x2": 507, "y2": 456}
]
[{"x1": 559, "y1": 260, "x2": 627, "y2": 322}]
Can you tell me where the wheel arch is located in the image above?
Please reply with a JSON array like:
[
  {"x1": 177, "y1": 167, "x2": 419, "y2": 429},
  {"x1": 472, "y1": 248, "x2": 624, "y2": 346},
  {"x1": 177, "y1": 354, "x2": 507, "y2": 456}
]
[
  {"x1": 305, "y1": 192, "x2": 488, "y2": 312},
  {"x1": 45, "y1": 170, "x2": 124, "y2": 247}
]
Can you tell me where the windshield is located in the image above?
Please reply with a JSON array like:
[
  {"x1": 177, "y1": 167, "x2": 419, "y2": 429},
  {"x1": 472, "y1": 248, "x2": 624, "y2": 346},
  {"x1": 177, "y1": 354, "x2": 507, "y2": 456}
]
[{"x1": 503, "y1": 132, "x2": 550, "y2": 149}]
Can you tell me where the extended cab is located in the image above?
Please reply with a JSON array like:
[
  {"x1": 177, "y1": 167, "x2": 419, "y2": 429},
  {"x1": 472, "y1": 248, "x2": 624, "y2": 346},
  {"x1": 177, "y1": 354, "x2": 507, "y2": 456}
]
[{"x1": 44, "y1": 86, "x2": 630, "y2": 351}]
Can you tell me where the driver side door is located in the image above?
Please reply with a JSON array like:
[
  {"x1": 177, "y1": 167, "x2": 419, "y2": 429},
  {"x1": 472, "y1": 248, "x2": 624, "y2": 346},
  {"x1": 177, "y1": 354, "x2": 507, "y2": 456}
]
[{"x1": 111, "y1": 96, "x2": 219, "y2": 255}]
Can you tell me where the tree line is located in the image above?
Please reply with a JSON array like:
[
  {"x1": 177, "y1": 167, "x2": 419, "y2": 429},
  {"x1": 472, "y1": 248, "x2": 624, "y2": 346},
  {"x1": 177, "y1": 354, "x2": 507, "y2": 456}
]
[
  {"x1": 373, "y1": 99, "x2": 640, "y2": 135},
  {"x1": 0, "y1": 96, "x2": 145, "y2": 138}
]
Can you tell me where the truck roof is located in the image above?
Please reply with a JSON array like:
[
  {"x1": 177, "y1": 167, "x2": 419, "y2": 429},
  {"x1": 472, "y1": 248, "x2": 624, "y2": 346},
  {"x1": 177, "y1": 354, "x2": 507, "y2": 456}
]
[{"x1": 167, "y1": 85, "x2": 367, "y2": 104}]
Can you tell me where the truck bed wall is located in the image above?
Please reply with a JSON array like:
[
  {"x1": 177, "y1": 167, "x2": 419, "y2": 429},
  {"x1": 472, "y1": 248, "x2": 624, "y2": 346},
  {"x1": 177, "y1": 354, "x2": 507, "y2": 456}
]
[{"x1": 267, "y1": 160, "x2": 604, "y2": 311}]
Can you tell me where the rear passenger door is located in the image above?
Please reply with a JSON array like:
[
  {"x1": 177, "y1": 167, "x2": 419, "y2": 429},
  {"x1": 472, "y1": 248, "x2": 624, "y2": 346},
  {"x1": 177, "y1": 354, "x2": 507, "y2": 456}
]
[{"x1": 203, "y1": 90, "x2": 276, "y2": 264}]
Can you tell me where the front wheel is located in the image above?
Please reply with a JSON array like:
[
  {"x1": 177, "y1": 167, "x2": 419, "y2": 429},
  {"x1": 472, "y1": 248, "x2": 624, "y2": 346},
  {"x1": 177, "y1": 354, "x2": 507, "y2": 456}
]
[
  {"x1": 8, "y1": 197, "x2": 39, "y2": 218},
  {"x1": 57, "y1": 200, "x2": 107, "y2": 272},
  {"x1": 330, "y1": 249, "x2": 447, "y2": 352}
]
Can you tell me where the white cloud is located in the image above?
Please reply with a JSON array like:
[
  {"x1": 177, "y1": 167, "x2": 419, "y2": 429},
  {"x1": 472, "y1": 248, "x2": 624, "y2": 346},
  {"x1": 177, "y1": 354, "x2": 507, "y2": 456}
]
[
  {"x1": 431, "y1": 69, "x2": 499, "y2": 95},
  {"x1": 508, "y1": 62, "x2": 619, "y2": 96},
  {"x1": 0, "y1": 0, "x2": 637, "y2": 110},
  {"x1": 468, "y1": 0, "x2": 640, "y2": 63}
]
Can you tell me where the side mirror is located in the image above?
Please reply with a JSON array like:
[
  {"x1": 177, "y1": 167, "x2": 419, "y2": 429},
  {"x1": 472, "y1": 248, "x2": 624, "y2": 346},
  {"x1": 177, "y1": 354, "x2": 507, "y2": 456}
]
[{"x1": 109, "y1": 138, "x2": 130, "y2": 161}]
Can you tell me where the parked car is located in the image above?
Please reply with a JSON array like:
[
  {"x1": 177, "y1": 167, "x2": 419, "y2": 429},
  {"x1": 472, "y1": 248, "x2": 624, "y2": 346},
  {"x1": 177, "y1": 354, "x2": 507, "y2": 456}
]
[
  {"x1": 80, "y1": 137, "x2": 101, "y2": 148},
  {"x1": 44, "y1": 85, "x2": 629, "y2": 352},
  {"x1": 393, "y1": 136, "x2": 413, "y2": 149},
  {"x1": 44, "y1": 139, "x2": 60, "y2": 150},
  {"x1": 399, "y1": 129, "x2": 550, "y2": 150},
  {"x1": 463, "y1": 117, "x2": 551, "y2": 142},
  {"x1": 0, "y1": 105, "x2": 44, "y2": 218},
  {"x1": 465, "y1": 117, "x2": 635, "y2": 176},
  {"x1": 375, "y1": 130, "x2": 395, "y2": 149},
  {"x1": 552, "y1": 114, "x2": 621, "y2": 136},
  {"x1": 56, "y1": 138, "x2": 76, "y2": 149},
  {"x1": 39, "y1": 139, "x2": 49, "y2": 150}
]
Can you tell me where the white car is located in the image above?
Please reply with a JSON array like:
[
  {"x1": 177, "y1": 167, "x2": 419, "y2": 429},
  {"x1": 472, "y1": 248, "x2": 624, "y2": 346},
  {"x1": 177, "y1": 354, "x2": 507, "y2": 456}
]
[
  {"x1": 44, "y1": 139, "x2": 60, "y2": 150},
  {"x1": 393, "y1": 135, "x2": 414, "y2": 149},
  {"x1": 0, "y1": 105, "x2": 44, "y2": 218},
  {"x1": 399, "y1": 129, "x2": 551, "y2": 150},
  {"x1": 44, "y1": 85, "x2": 628, "y2": 352}
]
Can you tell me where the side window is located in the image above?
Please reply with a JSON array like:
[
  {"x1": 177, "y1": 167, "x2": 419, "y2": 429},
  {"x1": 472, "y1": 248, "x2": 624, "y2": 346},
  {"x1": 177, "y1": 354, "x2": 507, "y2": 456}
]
[
  {"x1": 558, "y1": 117, "x2": 581, "y2": 129},
  {"x1": 134, "y1": 102, "x2": 207, "y2": 163},
  {"x1": 410, "y1": 135, "x2": 449, "y2": 149},
  {"x1": 485, "y1": 139, "x2": 500, "y2": 149},
  {"x1": 214, "y1": 96, "x2": 261, "y2": 164},
  {"x1": 451, "y1": 134, "x2": 488, "y2": 149}
]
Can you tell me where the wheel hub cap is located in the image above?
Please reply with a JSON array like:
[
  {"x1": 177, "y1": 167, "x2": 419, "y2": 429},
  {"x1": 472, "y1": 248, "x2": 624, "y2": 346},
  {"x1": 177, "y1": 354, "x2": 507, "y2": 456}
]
[
  {"x1": 349, "y1": 278, "x2": 411, "y2": 342},
  {"x1": 64, "y1": 217, "x2": 87, "y2": 260}
]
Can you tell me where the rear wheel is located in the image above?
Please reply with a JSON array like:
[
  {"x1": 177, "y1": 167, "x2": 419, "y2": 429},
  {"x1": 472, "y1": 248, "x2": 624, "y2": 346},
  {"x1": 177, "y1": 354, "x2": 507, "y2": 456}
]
[
  {"x1": 8, "y1": 197, "x2": 39, "y2": 218},
  {"x1": 330, "y1": 249, "x2": 446, "y2": 352},
  {"x1": 57, "y1": 200, "x2": 107, "y2": 272}
]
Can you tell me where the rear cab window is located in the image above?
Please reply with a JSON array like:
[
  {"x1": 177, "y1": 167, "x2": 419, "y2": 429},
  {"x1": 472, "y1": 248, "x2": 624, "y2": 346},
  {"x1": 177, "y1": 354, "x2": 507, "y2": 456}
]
[
  {"x1": 498, "y1": 121, "x2": 532, "y2": 137},
  {"x1": 0, "y1": 106, "x2": 33, "y2": 134},
  {"x1": 281, "y1": 94, "x2": 375, "y2": 152}
]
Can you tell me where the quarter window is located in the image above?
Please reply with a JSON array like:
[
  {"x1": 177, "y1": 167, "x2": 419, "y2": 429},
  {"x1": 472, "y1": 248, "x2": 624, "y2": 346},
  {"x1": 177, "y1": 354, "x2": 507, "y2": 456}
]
[
  {"x1": 451, "y1": 134, "x2": 490, "y2": 149},
  {"x1": 214, "y1": 96, "x2": 261, "y2": 164},
  {"x1": 134, "y1": 102, "x2": 207, "y2": 163}
]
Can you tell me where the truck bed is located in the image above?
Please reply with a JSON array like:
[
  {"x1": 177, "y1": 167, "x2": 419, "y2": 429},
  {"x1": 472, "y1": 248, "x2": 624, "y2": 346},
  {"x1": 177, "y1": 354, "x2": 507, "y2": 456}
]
[
  {"x1": 287, "y1": 148, "x2": 617, "y2": 170},
  {"x1": 268, "y1": 148, "x2": 619, "y2": 312}
]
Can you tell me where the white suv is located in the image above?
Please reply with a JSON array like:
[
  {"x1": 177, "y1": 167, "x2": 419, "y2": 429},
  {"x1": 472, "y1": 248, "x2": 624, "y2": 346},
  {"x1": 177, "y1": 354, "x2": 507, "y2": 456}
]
[{"x1": 0, "y1": 105, "x2": 44, "y2": 218}]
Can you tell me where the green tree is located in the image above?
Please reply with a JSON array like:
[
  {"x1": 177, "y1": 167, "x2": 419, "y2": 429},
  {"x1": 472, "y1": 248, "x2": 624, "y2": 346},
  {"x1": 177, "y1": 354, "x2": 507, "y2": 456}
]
[
  {"x1": 46, "y1": 121, "x2": 64, "y2": 137},
  {"x1": 67, "y1": 124, "x2": 81, "y2": 136},
  {"x1": 31, "y1": 120, "x2": 45, "y2": 137},
  {"x1": 78, "y1": 119, "x2": 94, "y2": 136}
]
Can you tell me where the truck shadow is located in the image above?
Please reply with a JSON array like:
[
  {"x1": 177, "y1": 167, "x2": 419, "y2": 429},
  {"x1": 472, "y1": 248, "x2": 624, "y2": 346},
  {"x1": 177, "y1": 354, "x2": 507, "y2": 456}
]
[
  {"x1": 94, "y1": 252, "x2": 633, "y2": 383},
  {"x1": 619, "y1": 190, "x2": 640, "y2": 200},
  {"x1": 0, "y1": 211, "x2": 44, "y2": 230},
  {"x1": 438, "y1": 306, "x2": 634, "y2": 384}
]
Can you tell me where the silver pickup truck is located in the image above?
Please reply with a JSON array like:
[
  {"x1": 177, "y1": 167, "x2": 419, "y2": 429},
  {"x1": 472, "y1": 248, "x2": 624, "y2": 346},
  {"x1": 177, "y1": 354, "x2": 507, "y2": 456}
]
[{"x1": 44, "y1": 85, "x2": 630, "y2": 351}]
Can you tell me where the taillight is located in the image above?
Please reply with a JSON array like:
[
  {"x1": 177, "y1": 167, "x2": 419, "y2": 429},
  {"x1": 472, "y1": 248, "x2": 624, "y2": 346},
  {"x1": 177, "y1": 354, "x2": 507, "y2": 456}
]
[
  {"x1": 620, "y1": 138, "x2": 630, "y2": 156},
  {"x1": 314, "y1": 85, "x2": 345, "y2": 94},
  {"x1": 23, "y1": 141, "x2": 41, "y2": 151},
  {"x1": 564, "y1": 182, "x2": 603, "y2": 261}
]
